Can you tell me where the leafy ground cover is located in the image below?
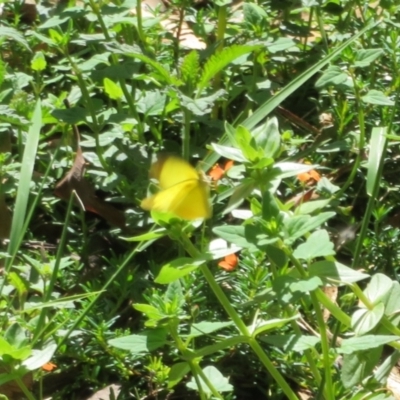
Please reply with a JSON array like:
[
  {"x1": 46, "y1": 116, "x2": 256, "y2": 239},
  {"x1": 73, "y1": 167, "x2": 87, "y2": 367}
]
[{"x1": 1, "y1": 0, "x2": 400, "y2": 399}]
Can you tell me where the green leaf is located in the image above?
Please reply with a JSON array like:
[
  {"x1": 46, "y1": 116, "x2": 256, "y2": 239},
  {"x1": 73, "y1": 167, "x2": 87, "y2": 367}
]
[
  {"x1": 213, "y1": 225, "x2": 258, "y2": 250},
  {"x1": 136, "y1": 90, "x2": 167, "y2": 115},
  {"x1": 364, "y1": 273, "x2": 393, "y2": 305},
  {"x1": 362, "y1": 90, "x2": 394, "y2": 106},
  {"x1": 384, "y1": 281, "x2": 400, "y2": 316},
  {"x1": 52, "y1": 107, "x2": 87, "y2": 124},
  {"x1": 267, "y1": 37, "x2": 296, "y2": 53},
  {"x1": 293, "y1": 229, "x2": 335, "y2": 260},
  {"x1": 351, "y1": 303, "x2": 385, "y2": 335},
  {"x1": 340, "y1": 335, "x2": 393, "y2": 354},
  {"x1": 187, "y1": 366, "x2": 233, "y2": 394},
  {"x1": 188, "y1": 321, "x2": 233, "y2": 338},
  {"x1": 341, "y1": 348, "x2": 382, "y2": 389},
  {"x1": 255, "y1": 117, "x2": 281, "y2": 159},
  {"x1": 211, "y1": 143, "x2": 247, "y2": 162},
  {"x1": 103, "y1": 77, "x2": 123, "y2": 100},
  {"x1": 235, "y1": 125, "x2": 259, "y2": 161},
  {"x1": 198, "y1": 45, "x2": 260, "y2": 94},
  {"x1": 180, "y1": 90, "x2": 226, "y2": 115},
  {"x1": 309, "y1": 261, "x2": 369, "y2": 285},
  {"x1": 262, "y1": 190, "x2": 281, "y2": 222},
  {"x1": 260, "y1": 334, "x2": 320, "y2": 352},
  {"x1": 273, "y1": 162, "x2": 317, "y2": 179},
  {"x1": 108, "y1": 328, "x2": 168, "y2": 354},
  {"x1": 290, "y1": 276, "x2": 323, "y2": 293},
  {"x1": 0, "y1": 26, "x2": 30, "y2": 51},
  {"x1": 133, "y1": 304, "x2": 164, "y2": 321},
  {"x1": 296, "y1": 199, "x2": 331, "y2": 215},
  {"x1": 155, "y1": 258, "x2": 201, "y2": 284},
  {"x1": 122, "y1": 229, "x2": 167, "y2": 242},
  {"x1": 284, "y1": 212, "x2": 335, "y2": 244},
  {"x1": 315, "y1": 65, "x2": 348, "y2": 88},
  {"x1": 353, "y1": 48, "x2": 384, "y2": 68},
  {"x1": 168, "y1": 362, "x2": 190, "y2": 389},
  {"x1": 366, "y1": 127, "x2": 387, "y2": 196},
  {"x1": 31, "y1": 52, "x2": 47, "y2": 72},
  {"x1": 243, "y1": 3, "x2": 267, "y2": 25}
]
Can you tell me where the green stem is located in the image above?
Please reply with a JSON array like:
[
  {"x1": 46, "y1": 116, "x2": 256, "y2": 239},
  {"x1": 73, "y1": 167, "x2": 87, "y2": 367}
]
[
  {"x1": 179, "y1": 232, "x2": 298, "y2": 400},
  {"x1": 310, "y1": 291, "x2": 334, "y2": 400},
  {"x1": 182, "y1": 109, "x2": 192, "y2": 161},
  {"x1": 211, "y1": 4, "x2": 227, "y2": 119},
  {"x1": 15, "y1": 376, "x2": 36, "y2": 400}
]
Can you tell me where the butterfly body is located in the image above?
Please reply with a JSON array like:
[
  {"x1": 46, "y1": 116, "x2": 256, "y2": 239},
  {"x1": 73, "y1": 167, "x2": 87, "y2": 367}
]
[{"x1": 141, "y1": 155, "x2": 211, "y2": 220}]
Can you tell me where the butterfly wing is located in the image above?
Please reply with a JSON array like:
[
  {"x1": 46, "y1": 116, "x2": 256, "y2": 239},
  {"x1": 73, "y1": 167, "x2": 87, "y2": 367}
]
[
  {"x1": 150, "y1": 155, "x2": 199, "y2": 189},
  {"x1": 141, "y1": 179, "x2": 211, "y2": 220}
]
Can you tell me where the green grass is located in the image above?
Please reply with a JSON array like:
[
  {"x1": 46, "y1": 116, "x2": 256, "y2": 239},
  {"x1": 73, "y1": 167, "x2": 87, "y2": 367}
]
[{"x1": 1, "y1": 0, "x2": 400, "y2": 399}]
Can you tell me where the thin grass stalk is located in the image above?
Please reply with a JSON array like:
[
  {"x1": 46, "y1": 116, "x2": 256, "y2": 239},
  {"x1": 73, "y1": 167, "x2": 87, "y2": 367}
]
[{"x1": 32, "y1": 189, "x2": 75, "y2": 345}]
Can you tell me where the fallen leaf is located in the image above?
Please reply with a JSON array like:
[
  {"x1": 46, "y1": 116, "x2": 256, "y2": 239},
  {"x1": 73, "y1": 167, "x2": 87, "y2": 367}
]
[{"x1": 54, "y1": 147, "x2": 126, "y2": 229}]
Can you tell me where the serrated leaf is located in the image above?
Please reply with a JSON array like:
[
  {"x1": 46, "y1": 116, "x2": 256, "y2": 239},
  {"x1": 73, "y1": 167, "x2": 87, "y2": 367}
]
[
  {"x1": 180, "y1": 51, "x2": 200, "y2": 88},
  {"x1": 198, "y1": 45, "x2": 260, "y2": 94}
]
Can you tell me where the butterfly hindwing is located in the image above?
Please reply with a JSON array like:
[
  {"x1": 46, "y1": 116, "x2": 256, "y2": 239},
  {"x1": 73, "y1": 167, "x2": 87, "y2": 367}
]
[{"x1": 142, "y1": 155, "x2": 211, "y2": 220}]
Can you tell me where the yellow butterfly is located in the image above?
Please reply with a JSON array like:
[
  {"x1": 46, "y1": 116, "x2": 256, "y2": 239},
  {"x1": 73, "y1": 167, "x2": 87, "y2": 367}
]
[{"x1": 141, "y1": 155, "x2": 212, "y2": 220}]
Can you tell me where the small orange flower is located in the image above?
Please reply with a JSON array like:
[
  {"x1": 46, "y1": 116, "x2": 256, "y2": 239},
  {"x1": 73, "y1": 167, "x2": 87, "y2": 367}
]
[
  {"x1": 209, "y1": 160, "x2": 234, "y2": 181},
  {"x1": 42, "y1": 362, "x2": 57, "y2": 372},
  {"x1": 218, "y1": 253, "x2": 238, "y2": 271}
]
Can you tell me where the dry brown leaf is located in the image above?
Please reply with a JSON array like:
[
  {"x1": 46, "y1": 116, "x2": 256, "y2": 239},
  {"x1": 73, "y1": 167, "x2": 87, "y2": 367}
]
[
  {"x1": 322, "y1": 285, "x2": 338, "y2": 322},
  {"x1": 388, "y1": 365, "x2": 400, "y2": 399},
  {"x1": 54, "y1": 147, "x2": 126, "y2": 229}
]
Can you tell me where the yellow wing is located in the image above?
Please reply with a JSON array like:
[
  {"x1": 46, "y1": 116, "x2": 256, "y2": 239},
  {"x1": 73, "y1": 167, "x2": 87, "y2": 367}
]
[
  {"x1": 141, "y1": 155, "x2": 212, "y2": 220},
  {"x1": 149, "y1": 155, "x2": 200, "y2": 189}
]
